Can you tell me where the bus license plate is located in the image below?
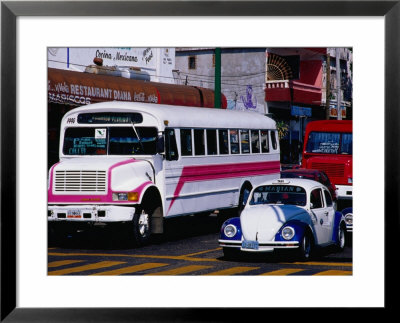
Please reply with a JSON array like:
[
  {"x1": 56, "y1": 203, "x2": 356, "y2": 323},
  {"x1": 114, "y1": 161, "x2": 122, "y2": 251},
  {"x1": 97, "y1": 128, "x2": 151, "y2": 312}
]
[
  {"x1": 242, "y1": 240, "x2": 259, "y2": 250},
  {"x1": 67, "y1": 209, "x2": 81, "y2": 218}
]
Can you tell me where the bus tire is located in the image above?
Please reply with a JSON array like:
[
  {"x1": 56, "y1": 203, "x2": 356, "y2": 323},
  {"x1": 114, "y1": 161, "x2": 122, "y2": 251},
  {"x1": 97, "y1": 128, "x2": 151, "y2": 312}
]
[
  {"x1": 132, "y1": 204, "x2": 154, "y2": 246},
  {"x1": 238, "y1": 182, "x2": 252, "y2": 215}
]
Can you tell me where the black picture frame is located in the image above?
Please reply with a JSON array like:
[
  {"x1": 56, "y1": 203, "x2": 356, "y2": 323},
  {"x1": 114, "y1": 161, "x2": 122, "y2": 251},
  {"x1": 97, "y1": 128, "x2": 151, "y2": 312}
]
[{"x1": 1, "y1": 1, "x2": 397, "y2": 321}]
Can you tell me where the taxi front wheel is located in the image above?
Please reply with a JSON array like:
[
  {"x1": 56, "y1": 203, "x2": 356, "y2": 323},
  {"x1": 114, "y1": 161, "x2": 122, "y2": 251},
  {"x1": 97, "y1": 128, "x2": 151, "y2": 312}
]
[{"x1": 297, "y1": 232, "x2": 313, "y2": 261}]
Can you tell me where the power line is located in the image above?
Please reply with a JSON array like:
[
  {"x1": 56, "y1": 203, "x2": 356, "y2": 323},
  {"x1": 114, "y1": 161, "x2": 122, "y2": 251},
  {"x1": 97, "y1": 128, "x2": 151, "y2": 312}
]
[{"x1": 48, "y1": 59, "x2": 267, "y2": 92}]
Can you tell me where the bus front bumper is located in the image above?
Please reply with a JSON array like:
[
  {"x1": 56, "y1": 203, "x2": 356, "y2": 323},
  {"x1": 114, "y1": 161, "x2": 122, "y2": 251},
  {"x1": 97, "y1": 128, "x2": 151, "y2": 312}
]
[{"x1": 48, "y1": 204, "x2": 136, "y2": 223}]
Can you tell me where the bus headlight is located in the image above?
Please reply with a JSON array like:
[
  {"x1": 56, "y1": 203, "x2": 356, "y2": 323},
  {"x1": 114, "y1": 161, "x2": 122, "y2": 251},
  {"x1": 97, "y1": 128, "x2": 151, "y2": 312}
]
[
  {"x1": 224, "y1": 224, "x2": 237, "y2": 238},
  {"x1": 348, "y1": 177, "x2": 353, "y2": 184},
  {"x1": 281, "y1": 226, "x2": 295, "y2": 240},
  {"x1": 112, "y1": 192, "x2": 139, "y2": 201}
]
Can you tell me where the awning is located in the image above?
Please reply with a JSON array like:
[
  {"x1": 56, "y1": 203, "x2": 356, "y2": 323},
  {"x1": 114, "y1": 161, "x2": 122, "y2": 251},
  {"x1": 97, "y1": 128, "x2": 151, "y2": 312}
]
[{"x1": 48, "y1": 67, "x2": 227, "y2": 108}]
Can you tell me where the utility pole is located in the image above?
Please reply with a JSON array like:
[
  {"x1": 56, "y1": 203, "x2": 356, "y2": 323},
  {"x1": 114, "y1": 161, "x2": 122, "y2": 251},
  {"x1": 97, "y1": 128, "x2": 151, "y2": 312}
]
[
  {"x1": 336, "y1": 48, "x2": 342, "y2": 120},
  {"x1": 325, "y1": 50, "x2": 331, "y2": 120},
  {"x1": 214, "y1": 48, "x2": 221, "y2": 108}
]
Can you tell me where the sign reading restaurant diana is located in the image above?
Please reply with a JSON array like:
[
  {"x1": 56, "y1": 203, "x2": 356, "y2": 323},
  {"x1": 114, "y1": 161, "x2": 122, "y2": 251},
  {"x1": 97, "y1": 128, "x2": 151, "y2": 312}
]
[{"x1": 48, "y1": 47, "x2": 175, "y2": 84}]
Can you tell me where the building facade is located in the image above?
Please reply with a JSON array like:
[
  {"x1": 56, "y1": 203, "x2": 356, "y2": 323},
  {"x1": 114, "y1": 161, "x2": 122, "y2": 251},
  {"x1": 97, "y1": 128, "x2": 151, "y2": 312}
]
[
  {"x1": 48, "y1": 47, "x2": 176, "y2": 83},
  {"x1": 175, "y1": 48, "x2": 267, "y2": 114},
  {"x1": 265, "y1": 47, "x2": 353, "y2": 164}
]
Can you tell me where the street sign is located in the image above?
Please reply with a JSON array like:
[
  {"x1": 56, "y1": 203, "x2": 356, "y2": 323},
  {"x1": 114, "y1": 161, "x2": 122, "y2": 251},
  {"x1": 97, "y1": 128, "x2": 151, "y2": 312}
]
[{"x1": 291, "y1": 105, "x2": 312, "y2": 117}]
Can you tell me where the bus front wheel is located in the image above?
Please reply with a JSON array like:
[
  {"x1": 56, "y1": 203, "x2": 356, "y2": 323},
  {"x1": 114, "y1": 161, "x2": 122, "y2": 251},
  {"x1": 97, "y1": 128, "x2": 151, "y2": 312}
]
[{"x1": 132, "y1": 205, "x2": 154, "y2": 246}]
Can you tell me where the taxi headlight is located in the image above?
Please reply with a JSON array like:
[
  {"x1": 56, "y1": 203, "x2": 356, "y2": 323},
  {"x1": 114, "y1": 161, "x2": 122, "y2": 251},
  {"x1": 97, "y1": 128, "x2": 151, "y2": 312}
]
[
  {"x1": 224, "y1": 224, "x2": 237, "y2": 238},
  {"x1": 345, "y1": 213, "x2": 353, "y2": 225},
  {"x1": 281, "y1": 226, "x2": 295, "y2": 240}
]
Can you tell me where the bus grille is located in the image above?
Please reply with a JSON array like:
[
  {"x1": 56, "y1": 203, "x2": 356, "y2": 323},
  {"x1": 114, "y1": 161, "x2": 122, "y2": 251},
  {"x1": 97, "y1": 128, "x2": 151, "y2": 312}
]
[
  {"x1": 54, "y1": 170, "x2": 107, "y2": 193},
  {"x1": 309, "y1": 162, "x2": 345, "y2": 178}
]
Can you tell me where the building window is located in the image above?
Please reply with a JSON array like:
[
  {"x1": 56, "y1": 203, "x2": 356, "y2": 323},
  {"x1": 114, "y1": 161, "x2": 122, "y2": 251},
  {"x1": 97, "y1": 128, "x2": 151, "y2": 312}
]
[{"x1": 188, "y1": 56, "x2": 196, "y2": 70}]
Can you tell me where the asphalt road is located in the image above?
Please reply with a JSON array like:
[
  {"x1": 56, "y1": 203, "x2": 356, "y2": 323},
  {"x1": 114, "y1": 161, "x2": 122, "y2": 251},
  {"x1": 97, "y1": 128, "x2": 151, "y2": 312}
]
[{"x1": 48, "y1": 214, "x2": 352, "y2": 276}]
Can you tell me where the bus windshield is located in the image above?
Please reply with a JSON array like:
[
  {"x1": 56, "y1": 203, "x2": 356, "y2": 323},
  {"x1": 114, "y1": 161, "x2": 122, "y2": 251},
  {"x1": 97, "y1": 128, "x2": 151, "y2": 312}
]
[
  {"x1": 305, "y1": 132, "x2": 352, "y2": 155},
  {"x1": 249, "y1": 185, "x2": 307, "y2": 206},
  {"x1": 63, "y1": 127, "x2": 158, "y2": 155}
]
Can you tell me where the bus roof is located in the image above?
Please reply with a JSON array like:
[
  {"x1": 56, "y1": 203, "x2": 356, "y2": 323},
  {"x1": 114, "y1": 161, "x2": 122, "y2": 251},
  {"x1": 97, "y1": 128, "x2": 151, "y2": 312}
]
[
  {"x1": 63, "y1": 101, "x2": 276, "y2": 129},
  {"x1": 305, "y1": 120, "x2": 352, "y2": 133}
]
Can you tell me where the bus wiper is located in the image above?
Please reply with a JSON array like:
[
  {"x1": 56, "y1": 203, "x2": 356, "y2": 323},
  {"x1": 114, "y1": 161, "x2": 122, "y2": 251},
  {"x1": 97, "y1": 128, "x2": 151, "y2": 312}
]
[{"x1": 131, "y1": 123, "x2": 145, "y2": 153}]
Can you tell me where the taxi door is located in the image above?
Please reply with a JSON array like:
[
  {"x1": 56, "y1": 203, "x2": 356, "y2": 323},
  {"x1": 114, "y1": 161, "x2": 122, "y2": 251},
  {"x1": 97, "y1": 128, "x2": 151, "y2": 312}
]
[{"x1": 310, "y1": 188, "x2": 332, "y2": 245}]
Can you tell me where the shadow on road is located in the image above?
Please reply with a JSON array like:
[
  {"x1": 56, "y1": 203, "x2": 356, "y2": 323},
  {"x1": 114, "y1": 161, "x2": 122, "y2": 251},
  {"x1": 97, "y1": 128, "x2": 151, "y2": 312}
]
[{"x1": 48, "y1": 212, "x2": 233, "y2": 251}]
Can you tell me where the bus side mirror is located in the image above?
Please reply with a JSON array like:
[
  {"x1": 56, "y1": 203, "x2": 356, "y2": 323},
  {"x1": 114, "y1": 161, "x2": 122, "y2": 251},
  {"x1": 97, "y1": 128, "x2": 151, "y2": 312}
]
[{"x1": 156, "y1": 135, "x2": 165, "y2": 154}]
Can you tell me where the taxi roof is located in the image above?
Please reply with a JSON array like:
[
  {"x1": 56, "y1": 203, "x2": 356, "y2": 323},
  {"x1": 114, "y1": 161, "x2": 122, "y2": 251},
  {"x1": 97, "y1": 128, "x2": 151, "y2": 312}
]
[{"x1": 256, "y1": 178, "x2": 324, "y2": 191}]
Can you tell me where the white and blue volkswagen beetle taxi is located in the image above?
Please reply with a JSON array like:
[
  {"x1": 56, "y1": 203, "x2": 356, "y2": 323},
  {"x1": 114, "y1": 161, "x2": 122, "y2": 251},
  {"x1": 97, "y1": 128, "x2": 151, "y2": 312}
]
[{"x1": 219, "y1": 178, "x2": 347, "y2": 260}]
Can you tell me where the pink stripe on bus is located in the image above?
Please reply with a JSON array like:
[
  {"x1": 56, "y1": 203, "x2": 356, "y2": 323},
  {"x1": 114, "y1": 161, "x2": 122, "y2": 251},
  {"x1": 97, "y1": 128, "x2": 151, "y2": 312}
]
[{"x1": 167, "y1": 160, "x2": 280, "y2": 214}]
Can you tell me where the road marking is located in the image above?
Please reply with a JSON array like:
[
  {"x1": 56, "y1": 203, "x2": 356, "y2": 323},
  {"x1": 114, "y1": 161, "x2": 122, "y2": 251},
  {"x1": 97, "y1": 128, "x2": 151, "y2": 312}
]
[
  {"x1": 146, "y1": 265, "x2": 212, "y2": 276},
  {"x1": 48, "y1": 252, "x2": 219, "y2": 262},
  {"x1": 313, "y1": 270, "x2": 352, "y2": 276},
  {"x1": 91, "y1": 263, "x2": 169, "y2": 276},
  {"x1": 181, "y1": 247, "x2": 222, "y2": 257},
  {"x1": 260, "y1": 268, "x2": 305, "y2": 276},
  {"x1": 205, "y1": 266, "x2": 258, "y2": 275},
  {"x1": 285, "y1": 261, "x2": 352, "y2": 267},
  {"x1": 48, "y1": 260, "x2": 84, "y2": 268},
  {"x1": 48, "y1": 261, "x2": 125, "y2": 276}
]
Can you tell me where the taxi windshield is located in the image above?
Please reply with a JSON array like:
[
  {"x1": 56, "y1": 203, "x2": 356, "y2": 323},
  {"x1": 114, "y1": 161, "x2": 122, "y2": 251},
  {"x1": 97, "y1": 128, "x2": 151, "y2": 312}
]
[
  {"x1": 249, "y1": 185, "x2": 307, "y2": 206},
  {"x1": 63, "y1": 127, "x2": 158, "y2": 155}
]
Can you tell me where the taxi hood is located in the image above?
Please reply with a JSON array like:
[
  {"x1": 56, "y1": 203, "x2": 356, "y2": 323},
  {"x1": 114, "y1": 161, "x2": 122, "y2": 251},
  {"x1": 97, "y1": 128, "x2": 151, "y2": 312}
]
[{"x1": 240, "y1": 204, "x2": 308, "y2": 242}]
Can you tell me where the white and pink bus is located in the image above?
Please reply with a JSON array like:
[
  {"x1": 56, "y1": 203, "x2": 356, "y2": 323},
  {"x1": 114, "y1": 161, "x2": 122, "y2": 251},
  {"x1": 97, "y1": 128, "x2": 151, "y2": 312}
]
[{"x1": 48, "y1": 102, "x2": 280, "y2": 244}]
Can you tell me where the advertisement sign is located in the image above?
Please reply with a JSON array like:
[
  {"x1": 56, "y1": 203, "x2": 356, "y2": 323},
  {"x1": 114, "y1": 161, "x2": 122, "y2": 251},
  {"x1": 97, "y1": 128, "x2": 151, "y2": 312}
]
[{"x1": 329, "y1": 104, "x2": 347, "y2": 118}]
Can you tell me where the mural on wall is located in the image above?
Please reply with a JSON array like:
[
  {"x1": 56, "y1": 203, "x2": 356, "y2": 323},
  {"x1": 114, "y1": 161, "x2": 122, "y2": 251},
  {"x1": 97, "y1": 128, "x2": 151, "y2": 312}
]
[
  {"x1": 227, "y1": 84, "x2": 264, "y2": 114},
  {"x1": 241, "y1": 85, "x2": 257, "y2": 109}
]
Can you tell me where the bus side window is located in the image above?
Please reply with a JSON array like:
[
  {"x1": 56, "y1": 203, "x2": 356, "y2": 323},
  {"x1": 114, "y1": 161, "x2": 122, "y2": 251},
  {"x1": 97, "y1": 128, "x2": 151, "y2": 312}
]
[
  {"x1": 218, "y1": 129, "x2": 229, "y2": 154},
  {"x1": 180, "y1": 129, "x2": 192, "y2": 156},
  {"x1": 165, "y1": 128, "x2": 178, "y2": 161},
  {"x1": 207, "y1": 129, "x2": 218, "y2": 155},
  {"x1": 240, "y1": 130, "x2": 250, "y2": 154},
  {"x1": 261, "y1": 130, "x2": 269, "y2": 153},
  {"x1": 230, "y1": 129, "x2": 239, "y2": 154},
  {"x1": 271, "y1": 130, "x2": 278, "y2": 150},
  {"x1": 194, "y1": 129, "x2": 205, "y2": 155},
  {"x1": 251, "y1": 130, "x2": 260, "y2": 153}
]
